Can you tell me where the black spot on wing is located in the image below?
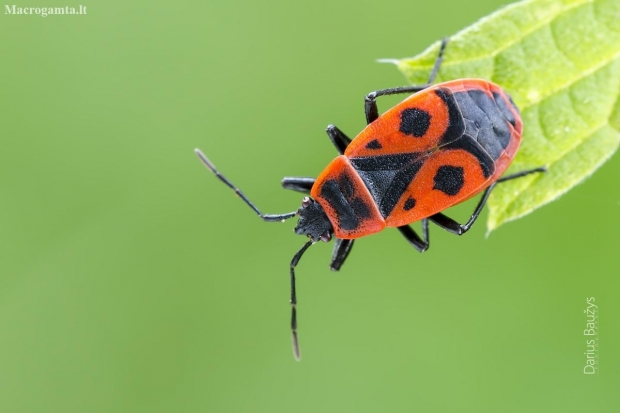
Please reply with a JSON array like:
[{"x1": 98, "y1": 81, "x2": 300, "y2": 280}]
[
  {"x1": 399, "y1": 108, "x2": 431, "y2": 137},
  {"x1": 365, "y1": 139, "x2": 383, "y2": 149},
  {"x1": 435, "y1": 88, "x2": 466, "y2": 146},
  {"x1": 403, "y1": 197, "x2": 416, "y2": 211},
  {"x1": 433, "y1": 165, "x2": 464, "y2": 196}
]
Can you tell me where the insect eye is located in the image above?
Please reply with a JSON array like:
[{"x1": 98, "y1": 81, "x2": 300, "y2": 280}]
[{"x1": 302, "y1": 197, "x2": 311, "y2": 207}]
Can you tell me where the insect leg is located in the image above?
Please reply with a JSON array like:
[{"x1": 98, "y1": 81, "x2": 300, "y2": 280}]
[
  {"x1": 195, "y1": 148, "x2": 297, "y2": 222},
  {"x1": 424, "y1": 37, "x2": 449, "y2": 85},
  {"x1": 329, "y1": 238, "x2": 355, "y2": 271},
  {"x1": 495, "y1": 167, "x2": 548, "y2": 183},
  {"x1": 364, "y1": 37, "x2": 449, "y2": 124},
  {"x1": 281, "y1": 177, "x2": 316, "y2": 194},
  {"x1": 325, "y1": 125, "x2": 352, "y2": 154},
  {"x1": 290, "y1": 240, "x2": 313, "y2": 361},
  {"x1": 428, "y1": 167, "x2": 547, "y2": 235},
  {"x1": 397, "y1": 218, "x2": 430, "y2": 252}
]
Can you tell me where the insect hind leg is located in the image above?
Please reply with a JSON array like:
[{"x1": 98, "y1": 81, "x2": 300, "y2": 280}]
[
  {"x1": 364, "y1": 37, "x2": 449, "y2": 124},
  {"x1": 428, "y1": 167, "x2": 547, "y2": 235}
]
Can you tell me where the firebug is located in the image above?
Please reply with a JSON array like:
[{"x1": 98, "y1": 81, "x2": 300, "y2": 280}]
[{"x1": 195, "y1": 39, "x2": 545, "y2": 360}]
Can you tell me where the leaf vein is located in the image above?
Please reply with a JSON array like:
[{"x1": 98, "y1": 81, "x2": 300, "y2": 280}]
[{"x1": 524, "y1": 52, "x2": 620, "y2": 107}]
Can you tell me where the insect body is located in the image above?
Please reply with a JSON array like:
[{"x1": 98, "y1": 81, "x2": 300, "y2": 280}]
[
  {"x1": 310, "y1": 78, "x2": 523, "y2": 240},
  {"x1": 196, "y1": 39, "x2": 545, "y2": 360}
]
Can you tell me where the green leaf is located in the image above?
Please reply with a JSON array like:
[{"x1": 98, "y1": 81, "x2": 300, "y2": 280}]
[{"x1": 390, "y1": 0, "x2": 620, "y2": 232}]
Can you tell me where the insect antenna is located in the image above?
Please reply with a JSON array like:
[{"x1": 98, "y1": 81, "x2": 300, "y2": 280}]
[
  {"x1": 290, "y1": 239, "x2": 313, "y2": 361},
  {"x1": 195, "y1": 148, "x2": 297, "y2": 222}
]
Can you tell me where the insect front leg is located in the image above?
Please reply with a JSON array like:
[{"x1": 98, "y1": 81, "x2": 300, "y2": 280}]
[
  {"x1": 329, "y1": 238, "x2": 355, "y2": 271},
  {"x1": 325, "y1": 125, "x2": 352, "y2": 155}
]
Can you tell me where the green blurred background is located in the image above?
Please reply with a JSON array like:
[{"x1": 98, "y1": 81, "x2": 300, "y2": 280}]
[{"x1": 1, "y1": 0, "x2": 618, "y2": 411}]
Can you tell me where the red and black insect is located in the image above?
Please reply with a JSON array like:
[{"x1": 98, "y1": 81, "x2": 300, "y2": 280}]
[{"x1": 195, "y1": 39, "x2": 545, "y2": 360}]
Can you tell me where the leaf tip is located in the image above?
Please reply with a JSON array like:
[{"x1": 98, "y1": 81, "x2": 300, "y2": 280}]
[{"x1": 375, "y1": 58, "x2": 401, "y2": 65}]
